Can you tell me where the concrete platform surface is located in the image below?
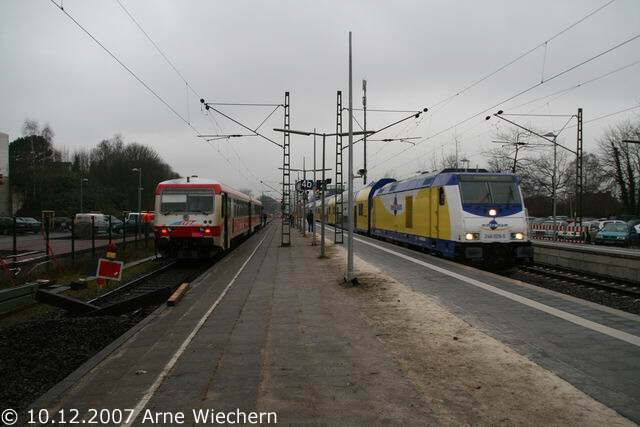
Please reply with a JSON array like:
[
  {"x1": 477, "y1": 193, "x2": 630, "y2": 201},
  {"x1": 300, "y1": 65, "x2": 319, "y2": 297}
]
[
  {"x1": 30, "y1": 223, "x2": 638, "y2": 426},
  {"x1": 327, "y1": 226, "x2": 640, "y2": 423}
]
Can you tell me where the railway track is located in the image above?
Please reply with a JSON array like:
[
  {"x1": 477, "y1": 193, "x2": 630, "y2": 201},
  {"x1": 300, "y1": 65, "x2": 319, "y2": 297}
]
[
  {"x1": 507, "y1": 264, "x2": 640, "y2": 315},
  {"x1": 519, "y1": 265, "x2": 640, "y2": 298},
  {"x1": 86, "y1": 260, "x2": 215, "y2": 315}
]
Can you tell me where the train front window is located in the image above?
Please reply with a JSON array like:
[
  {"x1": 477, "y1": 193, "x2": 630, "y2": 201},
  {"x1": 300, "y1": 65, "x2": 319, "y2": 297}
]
[
  {"x1": 459, "y1": 176, "x2": 521, "y2": 204},
  {"x1": 459, "y1": 181, "x2": 491, "y2": 203},
  {"x1": 161, "y1": 190, "x2": 215, "y2": 214},
  {"x1": 490, "y1": 181, "x2": 521, "y2": 204}
]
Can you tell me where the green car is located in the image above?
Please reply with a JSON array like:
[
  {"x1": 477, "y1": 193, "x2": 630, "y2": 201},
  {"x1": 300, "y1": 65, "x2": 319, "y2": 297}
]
[{"x1": 594, "y1": 222, "x2": 639, "y2": 247}]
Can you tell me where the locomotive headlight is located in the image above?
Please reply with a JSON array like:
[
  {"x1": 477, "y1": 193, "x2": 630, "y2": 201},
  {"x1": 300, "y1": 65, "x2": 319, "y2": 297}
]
[
  {"x1": 511, "y1": 232, "x2": 525, "y2": 240},
  {"x1": 465, "y1": 233, "x2": 475, "y2": 240},
  {"x1": 488, "y1": 208, "x2": 498, "y2": 217}
]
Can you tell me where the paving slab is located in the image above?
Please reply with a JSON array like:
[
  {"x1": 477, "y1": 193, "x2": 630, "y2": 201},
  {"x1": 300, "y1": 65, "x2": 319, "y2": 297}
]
[
  {"x1": 32, "y1": 224, "x2": 435, "y2": 426},
  {"x1": 332, "y1": 227, "x2": 640, "y2": 423}
]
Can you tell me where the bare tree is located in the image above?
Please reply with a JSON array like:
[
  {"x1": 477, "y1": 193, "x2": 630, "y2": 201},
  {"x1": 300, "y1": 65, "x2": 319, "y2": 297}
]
[
  {"x1": 519, "y1": 150, "x2": 572, "y2": 200},
  {"x1": 22, "y1": 119, "x2": 39, "y2": 137},
  {"x1": 483, "y1": 128, "x2": 536, "y2": 173},
  {"x1": 597, "y1": 119, "x2": 640, "y2": 214}
]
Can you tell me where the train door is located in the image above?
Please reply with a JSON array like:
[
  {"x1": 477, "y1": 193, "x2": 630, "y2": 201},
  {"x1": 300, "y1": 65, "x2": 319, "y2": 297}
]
[
  {"x1": 354, "y1": 205, "x2": 358, "y2": 229},
  {"x1": 425, "y1": 188, "x2": 431, "y2": 238},
  {"x1": 222, "y1": 193, "x2": 229, "y2": 249},
  {"x1": 437, "y1": 187, "x2": 446, "y2": 240},
  {"x1": 430, "y1": 187, "x2": 439, "y2": 241},
  {"x1": 248, "y1": 201, "x2": 251, "y2": 233}
]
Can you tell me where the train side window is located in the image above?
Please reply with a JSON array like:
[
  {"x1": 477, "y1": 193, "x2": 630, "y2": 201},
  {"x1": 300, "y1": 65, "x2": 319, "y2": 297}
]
[
  {"x1": 438, "y1": 187, "x2": 445, "y2": 206},
  {"x1": 405, "y1": 196, "x2": 413, "y2": 228}
]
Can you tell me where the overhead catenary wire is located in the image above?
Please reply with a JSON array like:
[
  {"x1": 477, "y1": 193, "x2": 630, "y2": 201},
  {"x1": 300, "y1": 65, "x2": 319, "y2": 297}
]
[
  {"x1": 51, "y1": 0, "x2": 271, "y2": 193},
  {"x1": 202, "y1": 102, "x2": 283, "y2": 107},
  {"x1": 427, "y1": 0, "x2": 617, "y2": 111},
  {"x1": 50, "y1": 0, "x2": 197, "y2": 132},
  {"x1": 510, "y1": 58, "x2": 640, "y2": 112},
  {"x1": 113, "y1": 0, "x2": 282, "y2": 189},
  {"x1": 203, "y1": 102, "x2": 283, "y2": 149},
  {"x1": 369, "y1": 31, "x2": 640, "y2": 172},
  {"x1": 114, "y1": 0, "x2": 199, "y2": 98},
  {"x1": 347, "y1": 108, "x2": 421, "y2": 113}
]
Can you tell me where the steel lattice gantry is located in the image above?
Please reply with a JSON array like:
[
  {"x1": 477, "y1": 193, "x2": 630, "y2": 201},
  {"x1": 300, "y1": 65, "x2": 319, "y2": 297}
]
[
  {"x1": 281, "y1": 92, "x2": 291, "y2": 246},
  {"x1": 576, "y1": 108, "x2": 583, "y2": 225},
  {"x1": 334, "y1": 90, "x2": 344, "y2": 244}
]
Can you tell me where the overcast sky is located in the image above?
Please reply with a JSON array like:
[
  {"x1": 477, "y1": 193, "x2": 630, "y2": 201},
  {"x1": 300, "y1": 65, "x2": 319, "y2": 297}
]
[{"x1": 2, "y1": 0, "x2": 639, "y2": 195}]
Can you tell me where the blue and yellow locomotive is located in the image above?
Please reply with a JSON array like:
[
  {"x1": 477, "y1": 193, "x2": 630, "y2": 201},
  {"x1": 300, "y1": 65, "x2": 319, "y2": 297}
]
[{"x1": 349, "y1": 169, "x2": 533, "y2": 264}]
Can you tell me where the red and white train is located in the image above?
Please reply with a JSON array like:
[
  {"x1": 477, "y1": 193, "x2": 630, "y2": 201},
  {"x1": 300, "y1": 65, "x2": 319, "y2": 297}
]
[{"x1": 154, "y1": 177, "x2": 262, "y2": 258}]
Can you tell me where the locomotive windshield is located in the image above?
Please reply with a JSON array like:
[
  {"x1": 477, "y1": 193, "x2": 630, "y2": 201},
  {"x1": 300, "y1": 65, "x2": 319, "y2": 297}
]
[
  {"x1": 459, "y1": 175, "x2": 521, "y2": 204},
  {"x1": 160, "y1": 189, "x2": 215, "y2": 214}
]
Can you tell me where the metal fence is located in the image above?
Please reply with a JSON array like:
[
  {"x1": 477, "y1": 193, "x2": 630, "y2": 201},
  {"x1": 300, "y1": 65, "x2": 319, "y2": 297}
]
[{"x1": 0, "y1": 214, "x2": 154, "y2": 285}]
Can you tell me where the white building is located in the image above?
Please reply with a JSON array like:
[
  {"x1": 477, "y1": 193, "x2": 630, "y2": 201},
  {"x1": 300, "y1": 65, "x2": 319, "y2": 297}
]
[{"x1": 0, "y1": 132, "x2": 10, "y2": 216}]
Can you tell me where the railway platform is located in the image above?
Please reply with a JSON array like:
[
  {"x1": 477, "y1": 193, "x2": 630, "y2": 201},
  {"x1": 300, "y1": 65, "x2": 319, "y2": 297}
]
[
  {"x1": 532, "y1": 240, "x2": 640, "y2": 283},
  {"x1": 28, "y1": 224, "x2": 638, "y2": 425},
  {"x1": 327, "y1": 226, "x2": 640, "y2": 423}
]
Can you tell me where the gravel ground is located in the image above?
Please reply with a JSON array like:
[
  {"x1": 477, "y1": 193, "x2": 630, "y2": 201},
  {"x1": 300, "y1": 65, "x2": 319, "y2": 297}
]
[
  {"x1": 505, "y1": 268, "x2": 640, "y2": 315},
  {"x1": 0, "y1": 312, "x2": 140, "y2": 413}
]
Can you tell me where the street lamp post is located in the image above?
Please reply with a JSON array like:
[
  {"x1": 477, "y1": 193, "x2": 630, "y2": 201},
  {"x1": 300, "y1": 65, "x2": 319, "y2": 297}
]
[
  {"x1": 543, "y1": 132, "x2": 559, "y2": 239},
  {"x1": 347, "y1": 31, "x2": 354, "y2": 283},
  {"x1": 80, "y1": 178, "x2": 88, "y2": 213},
  {"x1": 132, "y1": 168, "x2": 142, "y2": 214},
  {"x1": 132, "y1": 167, "x2": 142, "y2": 236}
]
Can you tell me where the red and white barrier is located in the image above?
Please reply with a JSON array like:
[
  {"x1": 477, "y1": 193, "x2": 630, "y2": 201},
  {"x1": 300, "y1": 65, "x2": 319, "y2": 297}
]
[{"x1": 529, "y1": 224, "x2": 588, "y2": 243}]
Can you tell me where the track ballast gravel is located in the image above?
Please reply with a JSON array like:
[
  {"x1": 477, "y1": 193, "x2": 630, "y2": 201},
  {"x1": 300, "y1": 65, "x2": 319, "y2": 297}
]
[{"x1": 0, "y1": 313, "x2": 139, "y2": 413}]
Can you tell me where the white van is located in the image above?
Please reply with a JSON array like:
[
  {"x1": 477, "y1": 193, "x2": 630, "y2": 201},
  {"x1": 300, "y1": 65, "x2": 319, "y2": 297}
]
[{"x1": 74, "y1": 213, "x2": 110, "y2": 237}]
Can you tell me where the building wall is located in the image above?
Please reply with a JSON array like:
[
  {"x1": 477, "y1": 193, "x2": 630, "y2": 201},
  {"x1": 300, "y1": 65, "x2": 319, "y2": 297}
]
[{"x1": 0, "y1": 132, "x2": 10, "y2": 216}]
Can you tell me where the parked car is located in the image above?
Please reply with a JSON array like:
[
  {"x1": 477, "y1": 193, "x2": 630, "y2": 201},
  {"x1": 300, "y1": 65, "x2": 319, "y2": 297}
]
[
  {"x1": 126, "y1": 212, "x2": 155, "y2": 225},
  {"x1": 17, "y1": 217, "x2": 42, "y2": 233},
  {"x1": 595, "y1": 222, "x2": 639, "y2": 247},
  {"x1": 112, "y1": 218, "x2": 145, "y2": 234},
  {"x1": 109, "y1": 217, "x2": 123, "y2": 232},
  {"x1": 53, "y1": 216, "x2": 71, "y2": 232},
  {"x1": 74, "y1": 213, "x2": 110, "y2": 238},
  {"x1": 0, "y1": 217, "x2": 20, "y2": 235},
  {"x1": 586, "y1": 219, "x2": 627, "y2": 243}
]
